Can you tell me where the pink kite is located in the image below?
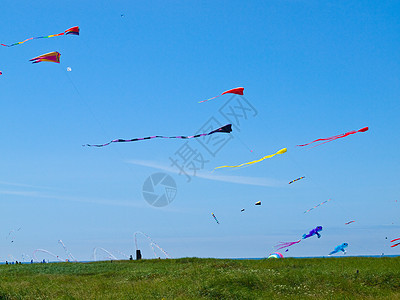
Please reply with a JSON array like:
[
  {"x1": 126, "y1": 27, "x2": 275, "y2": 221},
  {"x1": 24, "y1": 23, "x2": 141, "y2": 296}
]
[
  {"x1": 297, "y1": 127, "x2": 369, "y2": 148},
  {"x1": 198, "y1": 87, "x2": 244, "y2": 103}
]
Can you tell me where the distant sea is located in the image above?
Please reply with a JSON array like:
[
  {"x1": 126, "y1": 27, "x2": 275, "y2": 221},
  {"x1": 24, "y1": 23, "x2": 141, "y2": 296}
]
[{"x1": 1, "y1": 255, "x2": 399, "y2": 264}]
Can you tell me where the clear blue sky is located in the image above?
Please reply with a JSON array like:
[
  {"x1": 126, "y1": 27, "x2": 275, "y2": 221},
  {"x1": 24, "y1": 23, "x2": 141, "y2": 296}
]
[{"x1": 0, "y1": 0, "x2": 399, "y2": 261}]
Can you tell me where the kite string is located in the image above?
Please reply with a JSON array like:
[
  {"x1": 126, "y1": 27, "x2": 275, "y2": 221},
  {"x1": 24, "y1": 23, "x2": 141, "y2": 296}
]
[
  {"x1": 62, "y1": 68, "x2": 143, "y2": 183},
  {"x1": 230, "y1": 132, "x2": 254, "y2": 153},
  {"x1": 64, "y1": 71, "x2": 108, "y2": 136}
]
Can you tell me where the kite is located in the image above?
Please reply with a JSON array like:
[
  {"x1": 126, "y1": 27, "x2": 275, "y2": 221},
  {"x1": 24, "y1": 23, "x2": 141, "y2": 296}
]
[
  {"x1": 275, "y1": 226, "x2": 323, "y2": 251},
  {"x1": 241, "y1": 209, "x2": 245, "y2": 212},
  {"x1": 134, "y1": 231, "x2": 171, "y2": 259},
  {"x1": 289, "y1": 176, "x2": 305, "y2": 184},
  {"x1": 58, "y1": 240, "x2": 78, "y2": 262},
  {"x1": 84, "y1": 124, "x2": 232, "y2": 147},
  {"x1": 345, "y1": 220, "x2": 355, "y2": 225},
  {"x1": 268, "y1": 252, "x2": 283, "y2": 259},
  {"x1": 297, "y1": 127, "x2": 368, "y2": 148},
  {"x1": 67, "y1": 67, "x2": 72, "y2": 71},
  {"x1": 30, "y1": 51, "x2": 60, "y2": 64},
  {"x1": 302, "y1": 226, "x2": 323, "y2": 239},
  {"x1": 329, "y1": 243, "x2": 348, "y2": 255},
  {"x1": 214, "y1": 148, "x2": 287, "y2": 170},
  {"x1": 211, "y1": 213, "x2": 219, "y2": 224},
  {"x1": 304, "y1": 199, "x2": 332, "y2": 214},
  {"x1": 6, "y1": 228, "x2": 21, "y2": 243},
  {"x1": 390, "y1": 238, "x2": 400, "y2": 248},
  {"x1": 0, "y1": 71, "x2": 2, "y2": 75},
  {"x1": 255, "y1": 201, "x2": 261, "y2": 206},
  {"x1": 1, "y1": 26, "x2": 79, "y2": 47},
  {"x1": 198, "y1": 87, "x2": 244, "y2": 103}
]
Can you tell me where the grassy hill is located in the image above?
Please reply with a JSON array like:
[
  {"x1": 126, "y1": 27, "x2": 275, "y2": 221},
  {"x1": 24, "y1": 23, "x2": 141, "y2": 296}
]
[{"x1": 0, "y1": 257, "x2": 399, "y2": 299}]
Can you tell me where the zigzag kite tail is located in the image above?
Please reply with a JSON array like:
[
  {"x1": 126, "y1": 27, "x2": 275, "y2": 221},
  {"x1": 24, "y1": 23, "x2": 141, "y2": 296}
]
[{"x1": 84, "y1": 124, "x2": 232, "y2": 147}]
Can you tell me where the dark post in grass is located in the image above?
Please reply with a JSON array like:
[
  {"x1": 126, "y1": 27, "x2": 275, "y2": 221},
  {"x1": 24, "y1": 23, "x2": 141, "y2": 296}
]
[{"x1": 136, "y1": 250, "x2": 142, "y2": 260}]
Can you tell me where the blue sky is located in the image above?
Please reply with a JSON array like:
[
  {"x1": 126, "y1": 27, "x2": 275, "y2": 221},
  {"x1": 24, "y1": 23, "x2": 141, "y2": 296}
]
[{"x1": 0, "y1": 0, "x2": 399, "y2": 261}]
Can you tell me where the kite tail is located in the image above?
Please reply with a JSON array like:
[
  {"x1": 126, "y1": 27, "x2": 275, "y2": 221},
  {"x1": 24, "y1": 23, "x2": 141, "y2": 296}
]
[
  {"x1": 307, "y1": 138, "x2": 338, "y2": 149},
  {"x1": 275, "y1": 240, "x2": 301, "y2": 251},
  {"x1": 298, "y1": 127, "x2": 368, "y2": 148},
  {"x1": 198, "y1": 95, "x2": 220, "y2": 103},
  {"x1": 83, "y1": 124, "x2": 232, "y2": 147},
  {"x1": 297, "y1": 136, "x2": 342, "y2": 147},
  {"x1": 306, "y1": 131, "x2": 358, "y2": 149}
]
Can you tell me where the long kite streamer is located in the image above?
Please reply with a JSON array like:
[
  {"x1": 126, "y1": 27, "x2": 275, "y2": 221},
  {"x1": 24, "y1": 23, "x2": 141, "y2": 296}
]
[
  {"x1": 214, "y1": 148, "x2": 287, "y2": 170},
  {"x1": 199, "y1": 87, "x2": 244, "y2": 103},
  {"x1": 58, "y1": 239, "x2": 78, "y2": 262},
  {"x1": 304, "y1": 199, "x2": 332, "y2": 214},
  {"x1": 33, "y1": 249, "x2": 64, "y2": 262},
  {"x1": 1, "y1": 26, "x2": 79, "y2": 47},
  {"x1": 390, "y1": 238, "x2": 400, "y2": 248},
  {"x1": 275, "y1": 240, "x2": 302, "y2": 251},
  {"x1": 289, "y1": 176, "x2": 305, "y2": 184},
  {"x1": 297, "y1": 127, "x2": 368, "y2": 148},
  {"x1": 84, "y1": 124, "x2": 232, "y2": 147},
  {"x1": 93, "y1": 247, "x2": 118, "y2": 261},
  {"x1": 134, "y1": 231, "x2": 171, "y2": 258},
  {"x1": 30, "y1": 51, "x2": 61, "y2": 64},
  {"x1": 345, "y1": 220, "x2": 355, "y2": 225}
]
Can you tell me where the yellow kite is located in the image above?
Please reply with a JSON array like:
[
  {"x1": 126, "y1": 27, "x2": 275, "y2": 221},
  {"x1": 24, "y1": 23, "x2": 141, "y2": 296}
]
[{"x1": 214, "y1": 148, "x2": 287, "y2": 170}]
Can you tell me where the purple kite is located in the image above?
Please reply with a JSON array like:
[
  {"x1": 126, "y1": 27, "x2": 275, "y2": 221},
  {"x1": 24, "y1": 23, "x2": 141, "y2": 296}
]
[{"x1": 275, "y1": 226, "x2": 323, "y2": 251}]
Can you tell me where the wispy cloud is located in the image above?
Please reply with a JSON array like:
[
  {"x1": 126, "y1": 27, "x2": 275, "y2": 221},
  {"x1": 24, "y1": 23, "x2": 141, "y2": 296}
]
[
  {"x1": 0, "y1": 189, "x2": 39, "y2": 197},
  {"x1": 126, "y1": 159, "x2": 284, "y2": 187},
  {"x1": 0, "y1": 180, "x2": 56, "y2": 190},
  {"x1": 0, "y1": 187, "x2": 148, "y2": 209},
  {"x1": 0, "y1": 175, "x2": 190, "y2": 212}
]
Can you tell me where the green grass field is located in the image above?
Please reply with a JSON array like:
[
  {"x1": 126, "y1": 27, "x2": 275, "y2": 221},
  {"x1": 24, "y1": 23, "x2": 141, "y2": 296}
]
[{"x1": 0, "y1": 257, "x2": 399, "y2": 299}]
